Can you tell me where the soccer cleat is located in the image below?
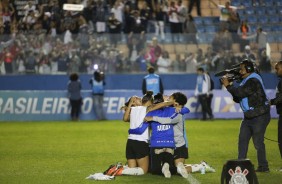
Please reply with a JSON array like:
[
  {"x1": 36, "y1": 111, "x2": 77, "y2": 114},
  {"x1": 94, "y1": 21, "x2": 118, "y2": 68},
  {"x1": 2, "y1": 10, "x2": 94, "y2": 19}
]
[
  {"x1": 201, "y1": 161, "x2": 216, "y2": 173},
  {"x1": 103, "y1": 162, "x2": 123, "y2": 176},
  {"x1": 162, "y1": 163, "x2": 171, "y2": 178},
  {"x1": 177, "y1": 163, "x2": 188, "y2": 178},
  {"x1": 279, "y1": 168, "x2": 282, "y2": 172},
  {"x1": 111, "y1": 166, "x2": 124, "y2": 176},
  {"x1": 103, "y1": 164, "x2": 117, "y2": 176}
]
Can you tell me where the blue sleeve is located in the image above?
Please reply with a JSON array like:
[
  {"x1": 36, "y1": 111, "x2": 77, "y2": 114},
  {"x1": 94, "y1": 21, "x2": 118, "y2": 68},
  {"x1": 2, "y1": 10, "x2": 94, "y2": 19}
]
[
  {"x1": 128, "y1": 122, "x2": 149, "y2": 135},
  {"x1": 180, "y1": 107, "x2": 190, "y2": 114}
]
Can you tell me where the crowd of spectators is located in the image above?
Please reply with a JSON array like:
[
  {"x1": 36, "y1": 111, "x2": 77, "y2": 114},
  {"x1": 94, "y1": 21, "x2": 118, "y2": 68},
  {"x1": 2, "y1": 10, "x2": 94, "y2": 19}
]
[{"x1": 0, "y1": 0, "x2": 275, "y2": 75}]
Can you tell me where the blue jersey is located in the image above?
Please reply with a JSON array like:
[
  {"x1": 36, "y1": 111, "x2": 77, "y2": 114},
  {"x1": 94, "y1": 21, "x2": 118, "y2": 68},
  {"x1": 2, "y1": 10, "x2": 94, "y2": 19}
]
[
  {"x1": 144, "y1": 74, "x2": 161, "y2": 95},
  {"x1": 129, "y1": 107, "x2": 190, "y2": 148},
  {"x1": 92, "y1": 78, "x2": 104, "y2": 94}
]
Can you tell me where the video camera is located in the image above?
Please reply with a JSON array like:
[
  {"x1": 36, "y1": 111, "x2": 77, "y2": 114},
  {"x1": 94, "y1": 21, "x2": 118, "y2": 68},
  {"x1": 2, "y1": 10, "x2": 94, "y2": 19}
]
[{"x1": 215, "y1": 67, "x2": 241, "y2": 82}]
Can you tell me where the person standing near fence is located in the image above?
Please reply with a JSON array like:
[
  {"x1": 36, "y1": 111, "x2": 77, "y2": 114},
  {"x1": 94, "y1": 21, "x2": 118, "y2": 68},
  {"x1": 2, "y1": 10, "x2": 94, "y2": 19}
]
[
  {"x1": 67, "y1": 73, "x2": 82, "y2": 121},
  {"x1": 89, "y1": 71, "x2": 106, "y2": 120},
  {"x1": 269, "y1": 61, "x2": 282, "y2": 172},
  {"x1": 195, "y1": 67, "x2": 213, "y2": 120},
  {"x1": 142, "y1": 66, "x2": 164, "y2": 95}
]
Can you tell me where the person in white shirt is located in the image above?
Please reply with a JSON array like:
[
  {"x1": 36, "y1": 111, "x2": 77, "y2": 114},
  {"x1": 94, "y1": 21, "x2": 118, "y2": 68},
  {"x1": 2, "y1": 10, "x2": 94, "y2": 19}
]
[
  {"x1": 105, "y1": 91, "x2": 174, "y2": 176},
  {"x1": 157, "y1": 51, "x2": 171, "y2": 73}
]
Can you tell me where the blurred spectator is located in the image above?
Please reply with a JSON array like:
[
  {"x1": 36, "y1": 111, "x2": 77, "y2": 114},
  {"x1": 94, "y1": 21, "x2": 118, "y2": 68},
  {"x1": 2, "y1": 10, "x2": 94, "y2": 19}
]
[
  {"x1": 94, "y1": 0, "x2": 108, "y2": 37},
  {"x1": 223, "y1": 50, "x2": 239, "y2": 69},
  {"x1": 185, "y1": 52, "x2": 197, "y2": 73},
  {"x1": 38, "y1": 54, "x2": 51, "y2": 74},
  {"x1": 123, "y1": 5, "x2": 133, "y2": 36},
  {"x1": 15, "y1": 53, "x2": 26, "y2": 74},
  {"x1": 221, "y1": 29, "x2": 233, "y2": 51},
  {"x1": 107, "y1": 13, "x2": 122, "y2": 47},
  {"x1": 127, "y1": 33, "x2": 146, "y2": 67},
  {"x1": 83, "y1": 0, "x2": 95, "y2": 33},
  {"x1": 177, "y1": 0, "x2": 187, "y2": 35},
  {"x1": 211, "y1": 32, "x2": 223, "y2": 53},
  {"x1": 183, "y1": 14, "x2": 197, "y2": 45},
  {"x1": 208, "y1": 0, "x2": 241, "y2": 31},
  {"x1": 168, "y1": 1, "x2": 181, "y2": 42},
  {"x1": 139, "y1": 1, "x2": 153, "y2": 33},
  {"x1": 157, "y1": 50, "x2": 171, "y2": 73},
  {"x1": 130, "y1": 10, "x2": 146, "y2": 34},
  {"x1": 204, "y1": 46, "x2": 216, "y2": 72},
  {"x1": 25, "y1": 51, "x2": 37, "y2": 74},
  {"x1": 2, "y1": 47, "x2": 14, "y2": 74},
  {"x1": 68, "y1": 52, "x2": 81, "y2": 74},
  {"x1": 258, "y1": 49, "x2": 271, "y2": 73},
  {"x1": 110, "y1": 0, "x2": 124, "y2": 28},
  {"x1": 152, "y1": 2, "x2": 166, "y2": 41},
  {"x1": 77, "y1": 15, "x2": 90, "y2": 49},
  {"x1": 135, "y1": 48, "x2": 148, "y2": 72},
  {"x1": 56, "y1": 50, "x2": 69, "y2": 74},
  {"x1": 252, "y1": 0, "x2": 265, "y2": 6},
  {"x1": 146, "y1": 36, "x2": 162, "y2": 68},
  {"x1": 196, "y1": 48, "x2": 206, "y2": 70},
  {"x1": 237, "y1": 20, "x2": 252, "y2": 52},
  {"x1": 241, "y1": 45, "x2": 256, "y2": 63},
  {"x1": 175, "y1": 53, "x2": 186, "y2": 72},
  {"x1": 64, "y1": 28, "x2": 73, "y2": 44},
  {"x1": 188, "y1": 0, "x2": 201, "y2": 16},
  {"x1": 254, "y1": 28, "x2": 267, "y2": 61}
]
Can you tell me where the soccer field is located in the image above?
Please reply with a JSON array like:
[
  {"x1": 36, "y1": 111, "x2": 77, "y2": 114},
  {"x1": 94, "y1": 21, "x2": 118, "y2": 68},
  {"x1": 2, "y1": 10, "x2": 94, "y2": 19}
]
[{"x1": 0, "y1": 119, "x2": 281, "y2": 184}]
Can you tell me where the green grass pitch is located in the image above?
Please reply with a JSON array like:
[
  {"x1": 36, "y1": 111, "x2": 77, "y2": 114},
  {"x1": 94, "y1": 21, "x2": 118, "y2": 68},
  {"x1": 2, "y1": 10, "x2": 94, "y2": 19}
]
[{"x1": 0, "y1": 119, "x2": 281, "y2": 184}]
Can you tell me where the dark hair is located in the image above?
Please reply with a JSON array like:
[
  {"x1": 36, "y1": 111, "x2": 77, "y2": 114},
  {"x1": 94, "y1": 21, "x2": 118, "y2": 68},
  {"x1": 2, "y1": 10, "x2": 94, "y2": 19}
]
[
  {"x1": 241, "y1": 59, "x2": 255, "y2": 73},
  {"x1": 197, "y1": 67, "x2": 204, "y2": 72},
  {"x1": 94, "y1": 71, "x2": 101, "y2": 81},
  {"x1": 142, "y1": 91, "x2": 154, "y2": 104},
  {"x1": 153, "y1": 93, "x2": 164, "y2": 104},
  {"x1": 147, "y1": 66, "x2": 155, "y2": 74},
  {"x1": 69, "y1": 73, "x2": 79, "y2": 81},
  {"x1": 171, "y1": 92, "x2": 187, "y2": 106}
]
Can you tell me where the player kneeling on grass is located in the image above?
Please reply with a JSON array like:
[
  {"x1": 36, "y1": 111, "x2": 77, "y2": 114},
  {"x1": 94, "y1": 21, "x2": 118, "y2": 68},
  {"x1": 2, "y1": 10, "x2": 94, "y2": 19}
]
[
  {"x1": 104, "y1": 92, "x2": 175, "y2": 176},
  {"x1": 130, "y1": 93, "x2": 215, "y2": 177},
  {"x1": 129, "y1": 93, "x2": 191, "y2": 178}
]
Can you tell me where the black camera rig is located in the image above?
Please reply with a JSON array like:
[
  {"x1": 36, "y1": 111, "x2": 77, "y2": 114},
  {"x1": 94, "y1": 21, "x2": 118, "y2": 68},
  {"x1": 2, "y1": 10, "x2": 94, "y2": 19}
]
[{"x1": 215, "y1": 67, "x2": 242, "y2": 82}]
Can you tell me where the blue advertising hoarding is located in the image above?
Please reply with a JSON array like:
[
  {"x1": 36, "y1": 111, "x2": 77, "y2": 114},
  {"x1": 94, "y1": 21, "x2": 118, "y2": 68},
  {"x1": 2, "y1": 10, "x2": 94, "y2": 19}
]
[{"x1": 0, "y1": 90, "x2": 278, "y2": 121}]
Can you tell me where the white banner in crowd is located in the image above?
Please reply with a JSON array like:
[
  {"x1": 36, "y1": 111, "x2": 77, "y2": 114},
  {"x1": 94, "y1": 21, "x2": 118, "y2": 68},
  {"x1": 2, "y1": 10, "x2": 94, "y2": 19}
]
[{"x1": 0, "y1": 90, "x2": 278, "y2": 121}]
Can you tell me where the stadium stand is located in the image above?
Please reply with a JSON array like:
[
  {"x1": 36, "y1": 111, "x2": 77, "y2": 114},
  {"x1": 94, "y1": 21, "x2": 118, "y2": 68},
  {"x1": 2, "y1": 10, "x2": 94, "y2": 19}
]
[{"x1": 0, "y1": 0, "x2": 282, "y2": 75}]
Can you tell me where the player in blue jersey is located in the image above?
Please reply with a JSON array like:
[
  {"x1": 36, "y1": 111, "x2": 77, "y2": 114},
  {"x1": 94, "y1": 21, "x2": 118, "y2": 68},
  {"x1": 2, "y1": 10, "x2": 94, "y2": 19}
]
[
  {"x1": 104, "y1": 91, "x2": 174, "y2": 176},
  {"x1": 146, "y1": 92, "x2": 215, "y2": 175},
  {"x1": 129, "y1": 92, "x2": 190, "y2": 178}
]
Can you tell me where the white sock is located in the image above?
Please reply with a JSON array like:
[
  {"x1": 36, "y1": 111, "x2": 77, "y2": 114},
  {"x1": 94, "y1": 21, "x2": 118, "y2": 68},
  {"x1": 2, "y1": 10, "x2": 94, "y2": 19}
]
[
  {"x1": 177, "y1": 162, "x2": 187, "y2": 173},
  {"x1": 121, "y1": 167, "x2": 144, "y2": 175},
  {"x1": 186, "y1": 164, "x2": 203, "y2": 173}
]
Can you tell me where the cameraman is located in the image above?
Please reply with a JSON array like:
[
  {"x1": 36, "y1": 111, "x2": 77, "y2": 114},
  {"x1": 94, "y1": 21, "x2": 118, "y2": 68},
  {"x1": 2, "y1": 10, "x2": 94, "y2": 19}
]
[{"x1": 221, "y1": 59, "x2": 270, "y2": 172}]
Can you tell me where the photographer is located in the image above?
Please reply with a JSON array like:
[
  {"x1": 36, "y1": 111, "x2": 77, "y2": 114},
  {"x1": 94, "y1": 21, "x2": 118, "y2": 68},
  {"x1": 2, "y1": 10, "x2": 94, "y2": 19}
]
[
  {"x1": 89, "y1": 71, "x2": 106, "y2": 120},
  {"x1": 221, "y1": 59, "x2": 270, "y2": 172}
]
